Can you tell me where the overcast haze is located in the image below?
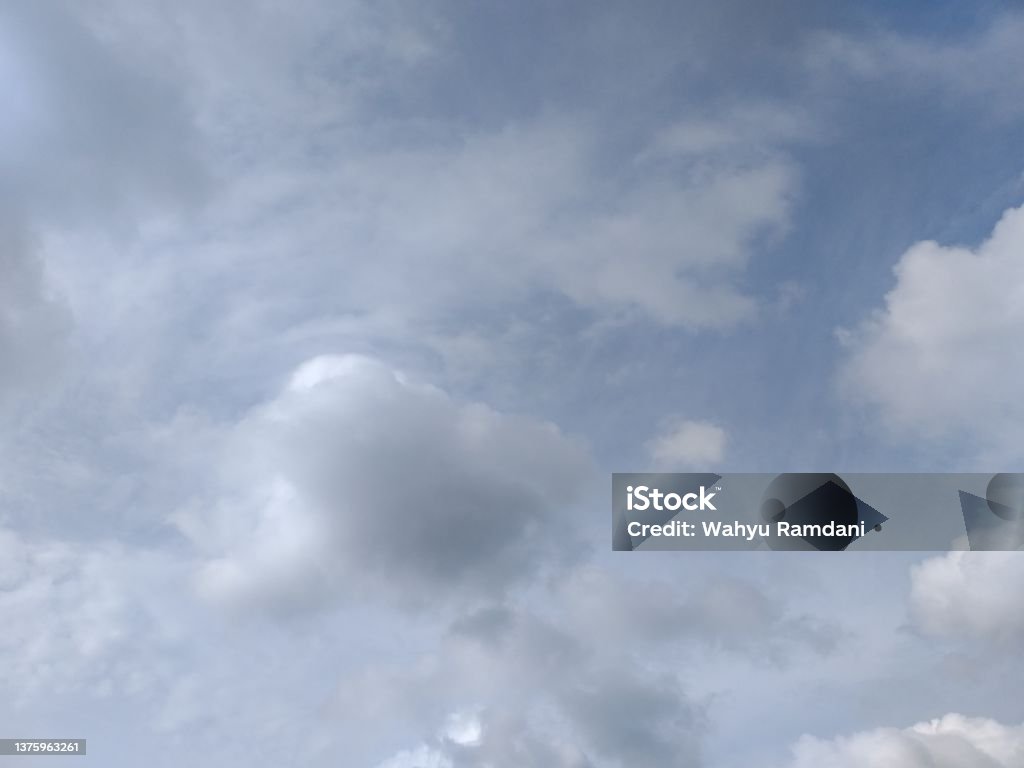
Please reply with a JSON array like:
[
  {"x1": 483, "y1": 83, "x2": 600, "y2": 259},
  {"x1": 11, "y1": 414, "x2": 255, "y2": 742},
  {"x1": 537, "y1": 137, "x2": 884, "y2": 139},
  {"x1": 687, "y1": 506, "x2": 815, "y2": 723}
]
[{"x1": 3, "y1": 1, "x2": 1024, "y2": 766}]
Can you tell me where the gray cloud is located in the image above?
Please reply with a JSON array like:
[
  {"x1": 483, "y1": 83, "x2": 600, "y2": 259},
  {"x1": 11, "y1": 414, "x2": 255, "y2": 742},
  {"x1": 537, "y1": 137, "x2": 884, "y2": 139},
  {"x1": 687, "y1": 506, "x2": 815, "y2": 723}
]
[
  {"x1": 556, "y1": 566, "x2": 843, "y2": 665},
  {"x1": 354, "y1": 559, "x2": 851, "y2": 768},
  {"x1": 564, "y1": 673, "x2": 701, "y2": 768},
  {"x1": 0, "y1": 2, "x2": 204, "y2": 222},
  {"x1": 0, "y1": 1, "x2": 204, "y2": 415},
  {"x1": 355, "y1": 599, "x2": 703, "y2": 768},
  {"x1": 175, "y1": 355, "x2": 593, "y2": 612},
  {"x1": 0, "y1": 218, "x2": 69, "y2": 410}
]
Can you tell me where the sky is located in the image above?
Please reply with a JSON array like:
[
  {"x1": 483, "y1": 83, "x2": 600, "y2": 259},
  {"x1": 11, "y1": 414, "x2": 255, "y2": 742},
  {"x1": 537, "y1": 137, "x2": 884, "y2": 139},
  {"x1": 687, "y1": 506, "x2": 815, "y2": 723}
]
[{"x1": 2, "y1": 1, "x2": 1024, "y2": 766}]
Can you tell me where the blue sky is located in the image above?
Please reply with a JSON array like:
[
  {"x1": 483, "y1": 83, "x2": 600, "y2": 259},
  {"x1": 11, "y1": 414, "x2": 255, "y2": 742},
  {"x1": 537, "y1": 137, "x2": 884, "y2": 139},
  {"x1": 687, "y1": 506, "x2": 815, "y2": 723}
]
[{"x1": 3, "y1": 2, "x2": 1024, "y2": 766}]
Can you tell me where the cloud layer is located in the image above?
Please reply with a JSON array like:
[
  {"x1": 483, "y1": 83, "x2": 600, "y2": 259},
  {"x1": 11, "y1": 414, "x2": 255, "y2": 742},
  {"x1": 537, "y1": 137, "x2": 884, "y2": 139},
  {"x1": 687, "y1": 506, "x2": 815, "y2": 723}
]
[{"x1": 4, "y1": 2, "x2": 1024, "y2": 766}]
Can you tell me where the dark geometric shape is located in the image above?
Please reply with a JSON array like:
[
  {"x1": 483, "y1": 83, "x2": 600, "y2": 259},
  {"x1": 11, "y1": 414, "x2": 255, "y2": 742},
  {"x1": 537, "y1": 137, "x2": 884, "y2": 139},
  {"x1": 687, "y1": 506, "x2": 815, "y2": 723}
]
[
  {"x1": 783, "y1": 481, "x2": 861, "y2": 551},
  {"x1": 960, "y1": 489, "x2": 1024, "y2": 550},
  {"x1": 760, "y1": 473, "x2": 887, "y2": 551},
  {"x1": 986, "y1": 473, "x2": 1024, "y2": 521},
  {"x1": 856, "y1": 496, "x2": 888, "y2": 533}
]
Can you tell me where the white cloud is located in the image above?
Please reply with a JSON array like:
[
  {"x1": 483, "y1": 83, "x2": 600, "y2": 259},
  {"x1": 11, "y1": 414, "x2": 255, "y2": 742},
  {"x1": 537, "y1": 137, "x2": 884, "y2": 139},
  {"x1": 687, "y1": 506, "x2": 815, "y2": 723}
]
[
  {"x1": 45, "y1": 1, "x2": 800, "y2": 343},
  {"x1": 176, "y1": 355, "x2": 593, "y2": 612},
  {"x1": 539, "y1": 140, "x2": 794, "y2": 328},
  {"x1": 104, "y1": 2, "x2": 802, "y2": 332},
  {"x1": 910, "y1": 552, "x2": 1024, "y2": 643},
  {"x1": 191, "y1": 112, "x2": 797, "y2": 334},
  {"x1": 646, "y1": 419, "x2": 727, "y2": 468},
  {"x1": 442, "y1": 711, "x2": 483, "y2": 747},
  {"x1": 787, "y1": 714, "x2": 1024, "y2": 768},
  {"x1": 807, "y1": 13, "x2": 1024, "y2": 117},
  {"x1": 643, "y1": 103, "x2": 816, "y2": 161},
  {"x1": 839, "y1": 203, "x2": 1024, "y2": 462}
]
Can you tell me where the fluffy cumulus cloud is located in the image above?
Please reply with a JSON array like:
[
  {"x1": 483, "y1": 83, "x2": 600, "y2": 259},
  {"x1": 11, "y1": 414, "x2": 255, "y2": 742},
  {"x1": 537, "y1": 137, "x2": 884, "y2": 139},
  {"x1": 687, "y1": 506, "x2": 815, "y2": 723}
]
[
  {"x1": 839, "y1": 204, "x2": 1024, "y2": 461},
  {"x1": 646, "y1": 419, "x2": 728, "y2": 468},
  {"x1": 786, "y1": 714, "x2": 1024, "y2": 768},
  {"x1": 909, "y1": 552, "x2": 1024, "y2": 644},
  {"x1": 175, "y1": 355, "x2": 593, "y2": 611}
]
